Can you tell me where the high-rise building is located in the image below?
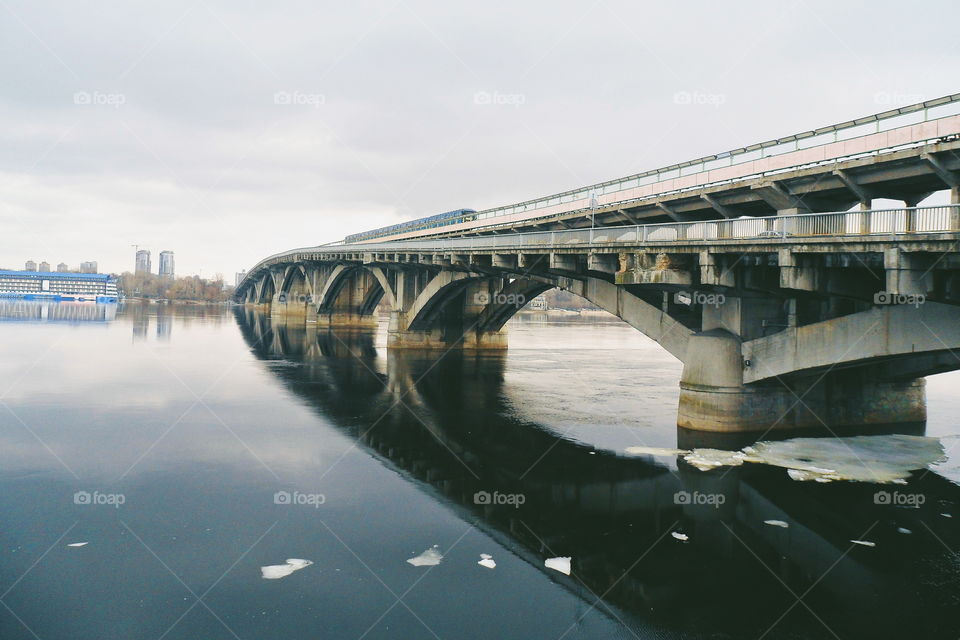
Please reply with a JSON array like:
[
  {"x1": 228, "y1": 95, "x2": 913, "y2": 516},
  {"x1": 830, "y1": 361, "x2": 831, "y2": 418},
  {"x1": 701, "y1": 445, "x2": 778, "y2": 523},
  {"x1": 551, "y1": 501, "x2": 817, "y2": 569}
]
[
  {"x1": 135, "y1": 250, "x2": 151, "y2": 275},
  {"x1": 57, "y1": 262, "x2": 69, "y2": 272},
  {"x1": 25, "y1": 260, "x2": 37, "y2": 271},
  {"x1": 80, "y1": 261, "x2": 98, "y2": 274},
  {"x1": 235, "y1": 270, "x2": 247, "y2": 287},
  {"x1": 158, "y1": 251, "x2": 175, "y2": 278},
  {"x1": 39, "y1": 261, "x2": 50, "y2": 272}
]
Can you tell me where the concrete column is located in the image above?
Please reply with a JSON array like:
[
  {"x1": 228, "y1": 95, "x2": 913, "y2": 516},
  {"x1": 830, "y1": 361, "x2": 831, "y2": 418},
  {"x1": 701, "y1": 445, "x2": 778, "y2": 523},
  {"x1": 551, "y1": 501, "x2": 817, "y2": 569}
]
[
  {"x1": 677, "y1": 328, "x2": 926, "y2": 433},
  {"x1": 857, "y1": 200, "x2": 872, "y2": 234},
  {"x1": 950, "y1": 187, "x2": 960, "y2": 230}
]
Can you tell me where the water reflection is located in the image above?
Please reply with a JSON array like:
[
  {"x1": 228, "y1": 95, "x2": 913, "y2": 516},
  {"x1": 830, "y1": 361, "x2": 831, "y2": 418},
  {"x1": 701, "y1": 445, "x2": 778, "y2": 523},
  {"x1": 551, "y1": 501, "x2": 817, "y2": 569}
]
[
  {"x1": 0, "y1": 299, "x2": 116, "y2": 323},
  {"x1": 236, "y1": 308, "x2": 960, "y2": 639}
]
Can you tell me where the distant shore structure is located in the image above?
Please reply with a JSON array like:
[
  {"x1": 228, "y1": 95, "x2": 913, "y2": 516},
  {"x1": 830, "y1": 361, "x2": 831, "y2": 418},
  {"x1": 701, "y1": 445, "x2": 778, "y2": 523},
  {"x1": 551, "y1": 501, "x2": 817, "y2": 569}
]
[
  {"x1": 135, "y1": 249, "x2": 152, "y2": 275},
  {"x1": 0, "y1": 269, "x2": 118, "y2": 303},
  {"x1": 159, "y1": 251, "x2": 175, "y2": 278}
]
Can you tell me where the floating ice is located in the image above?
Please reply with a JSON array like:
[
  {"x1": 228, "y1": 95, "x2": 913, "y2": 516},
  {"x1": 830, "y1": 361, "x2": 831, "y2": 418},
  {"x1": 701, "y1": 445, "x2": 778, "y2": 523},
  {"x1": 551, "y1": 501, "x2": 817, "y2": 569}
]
[
  {"x1": 850, "y1": 540, "x2": 876, "y2": 547},
  {"x1": 406, "y1": 545, "x2": 443, "y2": 567},
  {"x1": 624, "y1": 446, "x2": 688, "y2": 457},
  {"x1": 671, "y1": 532, "x2": 689, "y2": 542},
  {"x1": 747, "y1": 435, "x2": 945, "y2": 484},
  {"x1": 477, "y1": 553, "x2": 496, "y2": 569},
  {"x1": 763, "y1": 520, "x2": 789, "y2": 528},
  {"x1": 942, "y1": 513, "x2": 953, "y2": 518},
  {"x1": 683, "y1": 448, "x2": 748, "y2": 471},
  {"x1": 67, "y1": 542, "x2": 88, "y2": 547},
  {"x1": 897, "y1": 527, "x2": 912, "y2": 534},
  {"x1": 261, "y1": 558, "x2": 313, "y2": 580},
  {"x1": 669, "y1": 434, "x2": 945, "y2": 484},
  {"x1": 544, "y1": 556, "x2": 571, "y2": 575}
]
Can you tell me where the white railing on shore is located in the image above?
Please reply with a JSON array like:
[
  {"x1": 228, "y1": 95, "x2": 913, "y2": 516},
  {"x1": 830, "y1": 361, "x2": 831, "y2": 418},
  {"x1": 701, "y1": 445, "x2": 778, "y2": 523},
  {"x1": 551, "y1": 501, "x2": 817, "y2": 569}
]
[{"x1": 238, "y1": 204, "x2": 960, "y2": 288}]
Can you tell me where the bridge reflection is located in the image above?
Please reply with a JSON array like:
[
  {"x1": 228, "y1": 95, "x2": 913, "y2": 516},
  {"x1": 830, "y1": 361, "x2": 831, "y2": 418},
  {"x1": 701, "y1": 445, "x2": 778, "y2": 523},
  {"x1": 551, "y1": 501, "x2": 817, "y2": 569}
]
[{"x1": 235, "y1": 308, "x2": 960, "y2": 639}]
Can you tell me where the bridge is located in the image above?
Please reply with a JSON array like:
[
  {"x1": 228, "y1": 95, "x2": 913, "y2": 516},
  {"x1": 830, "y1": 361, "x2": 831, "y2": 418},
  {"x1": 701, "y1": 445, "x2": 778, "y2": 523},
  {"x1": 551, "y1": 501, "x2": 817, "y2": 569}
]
[{"x1": 235, "y1": 95, "x2": 960, "y2": 433}]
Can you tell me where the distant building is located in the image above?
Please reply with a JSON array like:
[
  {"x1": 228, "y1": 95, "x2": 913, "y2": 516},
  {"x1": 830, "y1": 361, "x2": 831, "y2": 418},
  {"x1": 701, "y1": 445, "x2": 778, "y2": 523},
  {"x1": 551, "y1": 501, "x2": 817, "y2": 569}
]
[
  {"x1": 235, "y1": 270, "x2": 247, "y2": 287},
  {"x1": 25, "y1": 260, "x2": 36, "y2": 271},
  {"x1": 57, "y1": 262, "x2": 69, "y2": 272},
  {"x1": 135, "y1": 250, "x2": 151, "y2": 275},
  {"x1": 158, "y1": 251, "x2": 175, "y2": 278},
  {"x1": 39, "y1": 261, "x2": 50, "y2": 272},
  {"x1": 0, "y1": 270, "x2": 118, "y2": 302},
  {"x1": 528, "y1": 295, "x2": 548, "y2": 310},
  {"x1": 80, "y1": 261, "x2": 98, "y2": 274}
]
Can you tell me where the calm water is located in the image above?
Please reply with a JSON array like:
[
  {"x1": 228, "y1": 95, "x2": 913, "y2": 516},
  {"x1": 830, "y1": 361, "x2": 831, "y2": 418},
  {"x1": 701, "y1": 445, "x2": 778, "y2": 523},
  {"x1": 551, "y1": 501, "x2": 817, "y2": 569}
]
[{"x1": 1, "y1": 301, "x2": 959, "y2": 639}]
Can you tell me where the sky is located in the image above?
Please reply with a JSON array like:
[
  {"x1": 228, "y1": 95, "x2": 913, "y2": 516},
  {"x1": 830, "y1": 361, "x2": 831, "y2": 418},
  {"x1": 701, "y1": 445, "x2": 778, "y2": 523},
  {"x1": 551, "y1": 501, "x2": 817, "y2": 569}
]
[{"x1": 1, "y1": 0, "x2": 958, "y2": 278}]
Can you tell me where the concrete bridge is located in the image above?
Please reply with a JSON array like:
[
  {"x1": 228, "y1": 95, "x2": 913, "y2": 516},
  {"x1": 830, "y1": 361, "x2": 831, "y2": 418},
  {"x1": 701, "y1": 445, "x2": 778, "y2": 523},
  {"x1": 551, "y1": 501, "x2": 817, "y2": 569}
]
[{"x1": 235, "y1": 203, "x2": 960, "y2": 433}]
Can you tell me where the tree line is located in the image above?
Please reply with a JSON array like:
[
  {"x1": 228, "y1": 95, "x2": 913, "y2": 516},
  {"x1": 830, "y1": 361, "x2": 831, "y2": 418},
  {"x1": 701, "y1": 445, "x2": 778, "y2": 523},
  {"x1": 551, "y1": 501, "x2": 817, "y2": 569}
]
[{"x1": 119, "y1": 272, "x2": 234, "y2": 302}]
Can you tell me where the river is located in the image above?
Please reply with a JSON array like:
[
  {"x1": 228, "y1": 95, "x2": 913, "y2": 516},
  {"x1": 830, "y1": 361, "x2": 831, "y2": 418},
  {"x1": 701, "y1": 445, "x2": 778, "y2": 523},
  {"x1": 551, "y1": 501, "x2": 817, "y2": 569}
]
[{"x1": 0, "y1": 300, "x2": 958, "y2": 639}]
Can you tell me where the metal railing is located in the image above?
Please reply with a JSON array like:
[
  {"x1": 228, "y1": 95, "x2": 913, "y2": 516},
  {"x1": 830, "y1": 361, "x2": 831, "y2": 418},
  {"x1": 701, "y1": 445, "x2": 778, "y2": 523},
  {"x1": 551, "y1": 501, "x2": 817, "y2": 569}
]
[{"x1": 238, "y1": 204, "x2": 960, "y2": 288}]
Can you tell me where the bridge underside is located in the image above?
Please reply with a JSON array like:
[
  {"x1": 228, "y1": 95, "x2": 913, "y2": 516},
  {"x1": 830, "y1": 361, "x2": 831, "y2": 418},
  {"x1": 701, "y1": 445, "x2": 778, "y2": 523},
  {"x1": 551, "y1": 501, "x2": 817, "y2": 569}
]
[{"x1": 237, "y1": 227, "x2": 960, "y2": 434}]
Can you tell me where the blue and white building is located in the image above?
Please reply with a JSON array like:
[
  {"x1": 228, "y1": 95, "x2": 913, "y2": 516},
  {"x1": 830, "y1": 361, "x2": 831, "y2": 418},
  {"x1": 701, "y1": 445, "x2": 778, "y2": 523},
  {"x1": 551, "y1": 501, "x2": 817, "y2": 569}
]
[{"x1": 0, "y1": 270, "x2": 118, "y2": 303}]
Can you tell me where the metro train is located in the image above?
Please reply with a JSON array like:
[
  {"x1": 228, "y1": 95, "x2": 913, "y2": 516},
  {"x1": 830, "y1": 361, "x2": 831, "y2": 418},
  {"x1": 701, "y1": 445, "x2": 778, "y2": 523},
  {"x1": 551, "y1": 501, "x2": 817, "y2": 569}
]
[{"x1": 344, "y1": 208, "x2": 477, "y2": 243}]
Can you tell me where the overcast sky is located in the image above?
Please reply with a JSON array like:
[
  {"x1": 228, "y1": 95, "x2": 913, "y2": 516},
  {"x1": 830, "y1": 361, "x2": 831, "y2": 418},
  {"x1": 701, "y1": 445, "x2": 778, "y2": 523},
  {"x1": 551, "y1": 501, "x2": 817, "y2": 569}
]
[{"x1": 1, "y1": 0, "x2": 957, "y2": 278}]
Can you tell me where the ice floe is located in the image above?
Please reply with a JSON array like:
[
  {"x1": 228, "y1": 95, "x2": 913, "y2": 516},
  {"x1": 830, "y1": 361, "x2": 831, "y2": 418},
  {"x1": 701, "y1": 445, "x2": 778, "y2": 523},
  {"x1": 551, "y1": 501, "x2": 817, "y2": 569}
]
[
  {"x1": 261, "y1": 558, "x2": 313, "y2": 580},
  {"x1": 626, "y1": 434, "x2": 946, "y2": 484},
  {"x1": 849, "y1": 540, "x2": 876, "y2": 547},
  {"x1": 624, "y1": 446, "x2": 688, "y2": 457},
  {"x1": 763, "y1": 520, "x2": 789, "y2": 528},
  {"x1": 477, "y1": 553, "x2": 496, "y2": 569},
  {"x1": 671, "y1": 532, "x2": 689, "y2": 542},
  {"x1": 544, "y1": 556, "x2": 571, "y2": 575},
  {"x1": 683, "y1": 449, "x2": 748, "y2": 471},
  {"x1": 897, "y1": 527, "x2": 912, "y2": 534},
  {"x1": 67, "y1": 542, "x2": 88, "y2": 547},
  {"x1": 406, "y1": 545, "x2": 443, "y2": 567}
]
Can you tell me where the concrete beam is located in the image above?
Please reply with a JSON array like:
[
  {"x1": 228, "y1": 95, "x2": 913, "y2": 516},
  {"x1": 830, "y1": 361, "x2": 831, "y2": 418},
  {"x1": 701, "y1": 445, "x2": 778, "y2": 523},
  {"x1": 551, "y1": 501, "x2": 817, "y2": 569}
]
[
  {"x1": 751, "y1": 181, "x2": 810, "y2": 214},
  {"x1": 833, "y1": 169, "x2": 872, "y2": 207},
  {"x1": 701, "y1": 194, "x2": 736, "y2": 219},
  {"x1": 922, "y1": 152, "x2": 960, "y2": 189},
  {"x1": 742, "y1": 301, "x2": 960, "y2": 383}
]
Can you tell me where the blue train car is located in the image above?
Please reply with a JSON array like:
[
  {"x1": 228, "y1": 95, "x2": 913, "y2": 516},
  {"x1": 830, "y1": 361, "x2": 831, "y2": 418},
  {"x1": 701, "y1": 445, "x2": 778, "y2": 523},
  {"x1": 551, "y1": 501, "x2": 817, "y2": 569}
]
[{"x1": 345, "y1": 208, "x2": 476, "y2": 243}]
